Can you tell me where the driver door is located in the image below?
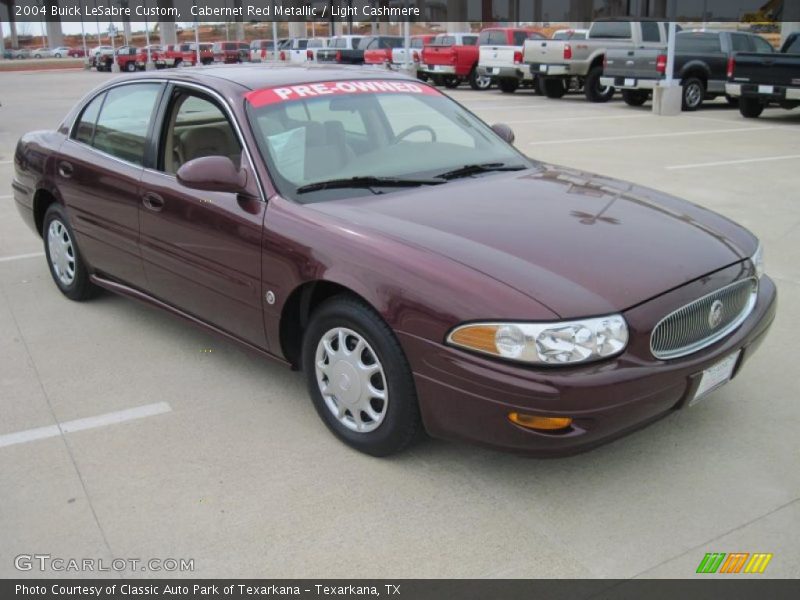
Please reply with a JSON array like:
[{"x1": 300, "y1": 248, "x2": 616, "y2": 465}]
[{"x1": 138, "y1": 86, "x2": 268, "y2": 349}]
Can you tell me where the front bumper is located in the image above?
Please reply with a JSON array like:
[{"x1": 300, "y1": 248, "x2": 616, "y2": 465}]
[
  {"x1": 401, "y1": 271, "x2": 777, "y2": 456},
  {"x1": 726, "y1": 82, "x2": 800, "y2": 101},
  {"x1": 529, "y1": 63, "x2": 569, "y2": 77},
  {"x1": 477, "y1": 65, "x2": 532, "y2": 81},
  {"x1": 600, "y1": 76, "x2": 658, "y2": 90}
]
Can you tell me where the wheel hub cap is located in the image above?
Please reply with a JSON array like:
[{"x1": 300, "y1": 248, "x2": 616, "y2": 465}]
[
  {"x1": 315, "y1": 327, "x2": 388, "y2": 433},
  {"x1": 47, "y1": 219, "x2": 76, "y2": 286}
]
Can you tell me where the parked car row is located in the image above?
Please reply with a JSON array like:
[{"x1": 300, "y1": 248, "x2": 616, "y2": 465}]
[{"x1": 3, "y1": 46, "x2": 85, "y2": 59}]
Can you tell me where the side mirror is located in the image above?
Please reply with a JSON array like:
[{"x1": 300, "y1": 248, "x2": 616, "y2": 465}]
[
  {"x1": 176, "y1": 156, "x2": 247, "y2": 194},
  {"x1": 491, "y1": 123, "x2": 515, "y2": 145}
]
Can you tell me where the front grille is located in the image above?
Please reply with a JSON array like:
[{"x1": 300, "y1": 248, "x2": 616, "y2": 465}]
[{"x1": 650, "y1": 277, "x2": 758, "y2": 359}]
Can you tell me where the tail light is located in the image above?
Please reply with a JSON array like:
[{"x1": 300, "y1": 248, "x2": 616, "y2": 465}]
[
  {"x1": 336, "y1": 50, "x2": 342, "y2": 62},
  {"x1": 727, "y1": 56, "x2": 735, "y2": 79},
  {"x1": 563, "y1": 44, "x2": 572, "y2": 60},
  {"x1": 513, "y1": 50, "x2": 523, "y2": 64},
  {"x1": 279, "y1": 51, "x2": 286, "y2": 61},
  {"x1": 307, "y1": 49, "x2": 313, "y2": 61},
  {"x1": 412, "y1": 50, "x2": 420, "y2": 63},
  {"x1": 656, "y1": 54, "x2": 667, "y2": 74}
]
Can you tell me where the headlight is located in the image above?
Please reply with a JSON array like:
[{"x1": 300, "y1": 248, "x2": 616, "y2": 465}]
[
  {"x1": 751, "y1": 242, "x2": 764, "y2": 279},
  {"x1": 447, "y1": 315, "x2": 628, "y2": 365}
]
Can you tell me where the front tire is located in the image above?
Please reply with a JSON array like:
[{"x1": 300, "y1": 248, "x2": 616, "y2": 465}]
[
  {"x1": 739, "y1": 97, "x2": 764, "y2": 118},
  {"x1": 498, "y1": 77, "x2": 519, "y2": 93},
  {"x1": 43, "y1": 204, "x2": 98, "y2": 301},
  {"x1": 301, "y1": 296, "x2": 422, "y2": 457},
  {"x1": 622, "y1": 89, "x2": 649, "y2": 106},
  {"x1": 584, "y1": 66, "x2": 614, "y2": 102}
]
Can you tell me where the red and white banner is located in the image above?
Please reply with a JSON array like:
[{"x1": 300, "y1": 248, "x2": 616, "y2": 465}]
[{"x1": 245, "y1": 79, "x2": 441, "y2": 107}]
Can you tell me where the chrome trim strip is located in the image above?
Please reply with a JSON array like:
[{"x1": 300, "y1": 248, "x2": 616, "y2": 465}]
[{"x1": 650, "y1": 277, "x2": 758, "y2": 360}]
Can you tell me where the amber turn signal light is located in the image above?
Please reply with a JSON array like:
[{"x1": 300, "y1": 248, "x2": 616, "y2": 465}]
[{"x1": 508, "y1": 412, "x2": 573, "y2": 431}]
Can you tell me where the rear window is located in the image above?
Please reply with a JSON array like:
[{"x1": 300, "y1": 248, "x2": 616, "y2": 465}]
[
  {"x1": 589, "y1": 21, "x2": 632, "y2": 40},
  {"x1": 434, "y1": 35, "x2": 454, "y2": 46},
  {"x1": 676, "y1": 32, "x2": 721, "y2": 53},
  {"x1": 786, "y1": 35, "x2": 800, "y2": 54},
  {"x1": 730, "y1": 33, "x2": 754, "y2": 52},
  {"x1": 641, "y1": 21, "x2": 661, "y2": 42},
  {"x1": 411, "y1": 38, "x2": 426, "y2": 48},
  {"x1": 478, "y1": 30, "x2": 509, "y2": 46},
  {"x1": 463, "y1": 35, "x2": 478, "y2": 46},
  {"x1": 383, "y1": 38, "x2": 404, "y2": 49},
  {"x1": 751, "y1": 35, "x2": 774, "y2": 53}
]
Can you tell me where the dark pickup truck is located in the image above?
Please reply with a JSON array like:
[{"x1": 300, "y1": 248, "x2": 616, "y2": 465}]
[
  {"x1": 726, "y1": 32, "x2": 800, "y2": 118},
  {"x1": 602, "y1": 30, "x2": 774, "y2": 110},
  {"x1": 316, "y1": 35, "x2": 366, "y2": 65}
]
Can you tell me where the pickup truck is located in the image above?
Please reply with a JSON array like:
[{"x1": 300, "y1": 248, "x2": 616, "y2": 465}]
[
  {"x1": 189, "y1": 43, "x2": 214, "y2": 65},
  {"x1": 280, "y1": 38, "x2": 321, "y2": 63},
  {"x1": 392, "y1": 34, "x2": 435, "y2": 67},
  {"x1": 250, "y1": 39, "x2": 274, "y2": 62},
  {"x1": 726, "y1": 32, "x2": 800, "y2": 118},
  {"x1": 304, "y1": 38, "x2": 329, "y2": 62},
  {"x1": 316, "y1": 36, "x2": 365, "y2": 65},
  {"x1": 524, "y1": 19, "x2": 670, "y2": 102},
  {"x1": 213, "y1": 41, "x2": 249, "y2": 64},
  {"x1": 602, "y1": 30, "x2": 773, "y2": 110},
  {"x1": 90, "y1": 46, "x2": 114, "y2": 71},
  {"x1": 364, "y1": 36, "x2": 405, "y2": 65},
  {"x1": 161, "y1": 44, "x2": 198, "y2": 68},
  {"x1": 477, "y1": 27, "x2": 546, "y2": 93},
  {"x1": 420, "y1": 33, "x2": 484, "y2": 89},
  {"x1": 113, "y1": 46, "x2": 141, "y2": 72}
]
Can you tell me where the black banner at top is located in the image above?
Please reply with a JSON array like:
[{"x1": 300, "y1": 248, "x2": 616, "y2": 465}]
[{"x1": 2, "y1": 0, "x2": 797, "y2": 23}]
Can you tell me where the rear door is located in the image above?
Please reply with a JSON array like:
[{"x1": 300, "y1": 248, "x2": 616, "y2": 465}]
[
  {"x1": 138, "y1": 85, "x2": 267, "y2": 348},
  {"x1": 55, "y1": 82, "x2": 164, "y2": 289}
]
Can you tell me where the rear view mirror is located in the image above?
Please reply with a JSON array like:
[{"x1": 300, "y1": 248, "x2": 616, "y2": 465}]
[
  {"x1": 491, "y1": 123, "x2": 515, "y2": 145},
  {"x1": 176, "y1": 156, "x2": 247, "y2": 194}
]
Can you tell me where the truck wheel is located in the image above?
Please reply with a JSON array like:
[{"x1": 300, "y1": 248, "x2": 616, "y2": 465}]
[
  {"x1": 468, "y1": 68, "x2": 492, "y2": 90},
  {"x1": 498, "y1": 78, "x2": 519, "y2": 93},
  {"x1": 739, "y1": 97, "x2": 764, "y2": 119},
  {"x1": 584, "y1": 66, "x2": 614, "y2": 102},
  {"x1": 125, "y1": 62, "x2": 136, "y2": 72},
  {"x1": 533, "y1": 76, "x2": 543, "y2": 95},
  {"x1": 302, "y1": 295, "x2": 422, "y2": 457},
  {"x1": 442, "y1": 76, "x2": 460, "y2": 89},
  {"x1": 417, "y1": 72, "x2": 429, "y2": 82},
  {"x1": 681, "y1": 77, "x2": 705, "y2": 111},
  {"x1": 622, "y1": 89, "x2": 649, "y2": 107},
  {"x1": 542, "y1": 77, "x2": 567, "y2": 99},
  {"x1": 174, "y1": 58, "x2": 182, "y2": 68},
  {"x1": 430, "y1": 74, "x2": 443, "y2": 86}
]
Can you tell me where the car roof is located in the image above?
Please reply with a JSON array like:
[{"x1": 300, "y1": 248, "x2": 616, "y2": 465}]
[{"x1": 116, "y1": 64, "x2": 417, "y2": 93}]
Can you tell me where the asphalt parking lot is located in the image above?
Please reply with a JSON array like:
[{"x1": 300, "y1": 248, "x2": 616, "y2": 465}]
[{"x1": 1, "y1": 68, "x2": 798, "y2": 579}]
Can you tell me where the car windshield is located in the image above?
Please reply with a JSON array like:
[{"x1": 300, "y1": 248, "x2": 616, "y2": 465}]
[{"x1": 246, "y1": 80, "x2": 530, "y2": 203}]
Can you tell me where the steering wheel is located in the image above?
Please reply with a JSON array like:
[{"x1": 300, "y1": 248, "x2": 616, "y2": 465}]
[{"x1": 394, "y1": 125, "x2": 437, "y2": 143}]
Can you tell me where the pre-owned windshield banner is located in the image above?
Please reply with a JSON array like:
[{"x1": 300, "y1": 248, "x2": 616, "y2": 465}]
[
  {"x1": 246, "y1": 80, "x2": 441, "y2": 107},
  {"x1": 7, "y1": 0, "x2": 796, "y2": 23}
]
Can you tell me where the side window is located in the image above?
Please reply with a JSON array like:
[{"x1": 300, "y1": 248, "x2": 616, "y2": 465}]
[
  {"x1": 787, "y1": 35, "x2": 800, "y2": 54},
  {"x1": 162, "y1": 92, "x2": 242, "y2": 175},
  {"x1": 378, "y1": 95, "x2": 474, "y2": 148},
  {"x1": 73, "y1": 92, "x2": 105, "y2": 145},
  {"x1": 752, "y1": 36, "x2": 774, "y2": 53},
  {"x1": 641, "y1": 21, "x2": 661, "y2": 43},
  {"x1": 730, "y1": 34, "x2": 753, "y2": 52},
  {"x1": 92, "y1": 83, "x2": 161, "y2": 165}
]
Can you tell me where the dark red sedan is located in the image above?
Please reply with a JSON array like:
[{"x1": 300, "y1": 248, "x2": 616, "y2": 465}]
[{"x1": 12, "y1": 67, "x2": 776, "y2": 456}]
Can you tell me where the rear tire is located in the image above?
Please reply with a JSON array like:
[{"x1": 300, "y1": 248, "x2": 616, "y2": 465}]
[
  {"x1": 532, "y1": 76, "x2": 543, "y2": 95},
  {"x1": 681, "y1": 77, "x2": 705, "y2": 111},
  {"x1": 498, "y1": 78, "x2": 519, "y2": 93},
  {"x1": 622, "y1": 89, "x2": 649, "y2": 107},
  {"x1": 739, "y1": 97, "x2": 764, "y2": 118},
  {"x1": 542, "y1": 76, "x2": 567, "y2": 99},
  {"x1": 301, "y1": 296, "x2": 422, "y2": 457},
  {"x1": 584, "y1": 66, "x2": 614, "y2": 102},
  {"x1": 442, "y1": 76, "x2": 460, "y2": 89},
  {"x1": 468, "y1": 68, "x2": 492, "y2": 90},
  {"x1": 43, "y1": 204, "x2": 99, "y2": 301}
]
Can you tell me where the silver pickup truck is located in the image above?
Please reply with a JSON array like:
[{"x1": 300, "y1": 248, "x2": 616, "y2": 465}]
[{"x1": 523, "y1": 19, "x2": 670, "y2": 102}]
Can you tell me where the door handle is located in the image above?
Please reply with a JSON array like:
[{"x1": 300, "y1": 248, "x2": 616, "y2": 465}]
[
  {"x1": 142, "y1": 191, "x2": 165, "y2": 212},
  {"x1": 58, "y1": 161, "x2": 73, "y2": 178}
]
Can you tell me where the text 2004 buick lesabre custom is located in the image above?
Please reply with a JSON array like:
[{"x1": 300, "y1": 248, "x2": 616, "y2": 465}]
[{"x1": 12, "y1": 67, "x2": 776, "y2": 456}]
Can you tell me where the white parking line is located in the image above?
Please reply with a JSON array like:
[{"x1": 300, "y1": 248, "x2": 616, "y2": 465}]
[
  {"x1": 528, "y1": 126, "x2": 774, "y2": 146},
  {"x1": 666, "y1": 154, "x2": 800, "y2": 170},
  {"x1": 0, "y1": 252, "x2": 44, "y2": 263},
  {"x1": 0, "y1": 160, "x2": 13, "y2": 165},
  {"x1": 506, "y1": 114, "x2": 652, "y2": 124},
  {"x1": 0, "y1": 402, "x2": 172, "y2": 449}
]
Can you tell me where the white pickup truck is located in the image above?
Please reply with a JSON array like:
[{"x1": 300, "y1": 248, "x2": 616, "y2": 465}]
[
  {"x1": 280, "y1": 38, "x2": 329, "y2": 63},
  {"x1": 523, "y1": 19, "x2": 670, "y2": 102},
  {"x1": 476, "y1": 27, "x2": 546, "y2": 93}
]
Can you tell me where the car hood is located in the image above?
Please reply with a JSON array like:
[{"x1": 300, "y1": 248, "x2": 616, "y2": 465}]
[{"x1": 308, "y1": 165, "x2": 756, "y2": 318}]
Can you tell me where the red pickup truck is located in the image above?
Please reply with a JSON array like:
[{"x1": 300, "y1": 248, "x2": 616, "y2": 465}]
[
  {"x1": 420, "y1": 33, "x2": 487, "y2": 90},
  {"x1": 161, "y1": 44, "x2": 198, "y2": 68},
  {"x1": 213, "y1": 41, "x2": 249, "y2": 64}
]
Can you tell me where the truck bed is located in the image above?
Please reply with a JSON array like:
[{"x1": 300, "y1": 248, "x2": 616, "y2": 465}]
[{"x1": 731, "y1": 52, "x2": 800, "y2": 87}]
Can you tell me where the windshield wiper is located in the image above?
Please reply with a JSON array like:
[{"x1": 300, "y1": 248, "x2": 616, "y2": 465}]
[
  {"x1": 434, "y1": 162, "x2": 527, "y2": 181},
  {"x1": 296, "y1": 176, "x2": 445, "y2": 194}
]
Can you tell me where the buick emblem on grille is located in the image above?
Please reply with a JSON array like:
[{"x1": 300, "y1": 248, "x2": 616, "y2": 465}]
[{"x1": 708, "y1": 300, "x2": 724, "y2": 329}]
